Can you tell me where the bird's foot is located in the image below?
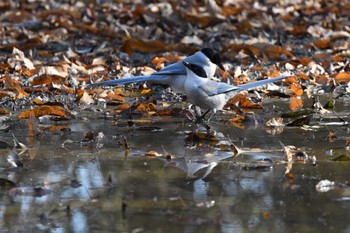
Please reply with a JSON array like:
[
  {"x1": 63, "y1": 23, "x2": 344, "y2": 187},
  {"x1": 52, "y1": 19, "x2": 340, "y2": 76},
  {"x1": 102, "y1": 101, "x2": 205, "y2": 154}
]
[{"x1": 195, "y1": 116, "x2": 212, "y2": 132}]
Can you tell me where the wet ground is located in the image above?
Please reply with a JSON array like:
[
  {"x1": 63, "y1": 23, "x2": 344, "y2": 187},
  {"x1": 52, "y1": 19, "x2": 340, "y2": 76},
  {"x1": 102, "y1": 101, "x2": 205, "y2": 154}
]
[{"x1": 0, "y1": 95, "x2": 350, "y2": 233}]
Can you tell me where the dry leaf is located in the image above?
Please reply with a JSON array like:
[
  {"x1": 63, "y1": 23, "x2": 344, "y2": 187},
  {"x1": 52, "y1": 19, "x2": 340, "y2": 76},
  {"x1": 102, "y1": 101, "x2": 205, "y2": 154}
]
[
  {"x1": 135, "y1": 103, "x2": 157, "y2": 112},
  {"x1": 19, "y1": 106, "x2": 73, "y2": 120},
  {"x1": 32, "y1": 75, "x2": 66, "y2": 86},
  {"x1": 333, "y1": 72, "x2": 350, "y2": 84},
  {"x1": 120, "y1": 37, "x2": 196, "y2": 56},
  {"x1": 3, "y1": 75, "x2": 28, "y2": 99},
  {"x1": 79, "y1": 91, "x2": 94, "y2": 105},
  {"x1": 289, "y1": 83, "x2": 303, "y2": 96},
  {"x1": 314, "y1": 39, "x2": 331, "y2": 49},
  {"x1": 27, "y1": 109, "x2": 38, "y2": 137},
  {"x1": 289, "y1": 97, "x2": 303, "y2": 110}
]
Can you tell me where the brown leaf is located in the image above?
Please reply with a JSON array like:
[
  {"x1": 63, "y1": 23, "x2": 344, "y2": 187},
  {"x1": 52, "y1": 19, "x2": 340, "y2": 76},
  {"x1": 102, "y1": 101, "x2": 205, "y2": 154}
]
[
  {"x1": 221, "y1": 5, "x2": 241, "y2": 16},
  {"x1": 290, "y1": 58, "x2": 314, "y2": 66},
  {"x1": 289, "y1": 97, "x2": 303, "y2": 111},
  {"x1": 314, "y1": 39, "x2": 331, "y2": 49},
  {"x1": 183, "y1": 13, "x2": 223, "y2": 27},
  {"x1": 157, "y1": 108, "x2": 184, "y2": 116},
  {"x1": 289, "y1": 83, "x2": 303, "y2": 96},
  {"x1": 120, "y1": 37, "x2": 196, "y2": 56},
  {"x1": 239, "y1": 97, "x2": 263, "y2": 109},
  {"x1": 289, "y1": 24, "x2": 307, "y2": 36},
  {"x1": 225, "y1": 93, "x2": 245, "y2": 106},
  {"x1": 333, "y1": 72, "x2": 350, "y2": 84},
  {"x1": 264, "y1": 67, "x2": 281, "y2": 78},
  {"x1": 230, "y1": 115, "x2": 246, "y2": 124},
  {"x1": 135, "y1": 103, "x2": 157, "y2": 112},
  {"x1": 0, "y1": 109, "x2": 10, "y2": 115},
  {"x1": 22, "y1": 68, "x2": 40, "y2": 77},
  {"x1": 314, "y1": 75, "x2": 331, "y2": 86},
  {"x1": 152, "y1": 57, "x2": 168, "y2": 69},
  {"x1": 225, "y1": 93, "x2": 262, "y2": 109},
  {"x1": 253, "y1": 43, "x2": 294, "y2": 60},
  {"x1": 31, "y1": 75, "x2": 66, "y2": 86},
  {"x1": 0, "y1": 62, "x2": 12, "y2": 73},
  {"x1": 19, "y1": 106, "x2": 73, "y2": 120},
  {"x1": 186, "y1": 132, "x2": 220, "y2": 142},
  {"x1": 223, "y1": 43, "x2": 294, "y2": 61},
  {"x1": 32, "y1": 99, "x2": 45, "y2": 105},
  {"x1": 114, "y1": 104, "x2": 130, "y2": 115},
  {"x1": 27, "y1": 109, "x2": 38, "y2": 137},
  {"x1": 296, "y1": 73, "x2": 309, "y2": 81},
  {"x1": 83, "y1": 131, "x2": 94, "y2": 142},
  {"x1": 284, "y1": 76, "x2": 299, "y2": 84},
  {"x1": 40, "y1": 125, "x2": 70, "y2": 132},
  {"x1": 2, "y1": 75, "x2": 28, "y2": 99}
]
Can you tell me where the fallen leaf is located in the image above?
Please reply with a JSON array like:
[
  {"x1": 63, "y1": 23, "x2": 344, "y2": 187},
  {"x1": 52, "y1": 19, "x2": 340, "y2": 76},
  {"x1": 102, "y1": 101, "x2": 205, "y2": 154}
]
[
  {"x1": 286, "y1": 115, "x2": 312, "y2": 127},
  {"x1": 333, "y1": 72, "x2": 350, "y2": 84},
  {"x1": 314, "y1": 39, "x2": 331, "y2": 49},
  {"x1": 186, "y1": 132, "x2": 220, "y2": 142},
  {"x1": 281, "y1": 109, "x2": 315, "y2": 118},
  {"x1": 31, "y1": 75, "x2": 66, "y2": 86},
  {"x1": 82, "y1": 131, "x2": 94, "y2": 142},
  {"x1": 229, "y1": 115, "x2": 246, "y2": 124},
  {"x1": 78, "y1": 91, "x2": 94, "y2": 105},
  {"x1": 27, "y1": 109, "x2": 39, "y2": 137},
  {"x1": 289, "y1": 97, "x2": 303, "y2": 110},
  {"x1": 11, "y1": 47, "x2": 35, "y2": 70},
  {"x1": 289, "y1": 83, "x2": 304, "y2": 96},
  {"x1": 0, "y1": 109, "x2": 10, "y2": 115},
  {"x1": 134, "y1": 103, "x2": 157, "y2": 112},
  {"x1": 120, "y1": 37, "x2": 196, "y2": 56},
  {"x1": 0, "y1": 178, "x2": 16, "y2": 188},
  {"x1": 289, "y1": 24, "x2": 307, "y2": 36},
  {"x1": 19, "y1": 106, "x2": 73, "y2": 120},
  {"x1": 3, "y1": 75, "x2": 29, "y2": 99}
]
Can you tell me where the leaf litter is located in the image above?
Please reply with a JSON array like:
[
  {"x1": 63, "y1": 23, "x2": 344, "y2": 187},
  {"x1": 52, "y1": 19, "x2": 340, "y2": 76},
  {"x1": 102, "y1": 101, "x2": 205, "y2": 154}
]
[{"x1": 0, "y1": 0, "x2": 350, "y2": 231}]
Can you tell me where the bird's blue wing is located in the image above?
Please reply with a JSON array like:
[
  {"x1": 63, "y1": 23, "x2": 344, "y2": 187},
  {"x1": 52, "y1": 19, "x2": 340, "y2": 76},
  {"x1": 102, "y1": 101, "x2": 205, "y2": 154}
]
[
  {"x1": 89, "y1": 61, "x2": 186, "y2": 86},
  {"x1": 152, "y1": 62, "x2": 186, "y2": 76}
]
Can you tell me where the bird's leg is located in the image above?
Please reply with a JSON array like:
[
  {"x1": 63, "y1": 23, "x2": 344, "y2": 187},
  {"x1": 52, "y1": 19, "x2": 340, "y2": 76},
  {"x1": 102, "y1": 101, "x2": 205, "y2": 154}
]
[
  {"x1": 195, "y1": 109, "x2": 211, "y2": 122},
  {"x1": 206, "y1": 110, "x2": 217, "y2": 123},
  {"x1": 193, "y1": 109, "x2": 212, "y2": 131},
  {"x1": 185, "y1": 105, "x2": 197, "y2": 121},
  {"x1": 194, "y1": 106, "x2": 202, "y2": 119}
]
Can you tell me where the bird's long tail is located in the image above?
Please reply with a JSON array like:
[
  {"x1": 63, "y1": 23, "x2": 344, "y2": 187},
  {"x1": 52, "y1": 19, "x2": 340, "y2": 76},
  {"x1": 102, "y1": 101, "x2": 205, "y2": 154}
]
[
  {"x1": 236, "y1": 75, "x2": 287, "y2": 91},
  {"x1": 89, "y1": 75, "x2": 156, "y2": 86}
]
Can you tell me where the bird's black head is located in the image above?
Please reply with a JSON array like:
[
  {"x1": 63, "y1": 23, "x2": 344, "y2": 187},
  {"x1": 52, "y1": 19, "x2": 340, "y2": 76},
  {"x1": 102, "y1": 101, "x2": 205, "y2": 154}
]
[
  {"x1": 200, "y1": 48, "x2": 225, "y2": 71},
  {"x1": 183, "y1": 61, "x2": 207, "y2": 78}
]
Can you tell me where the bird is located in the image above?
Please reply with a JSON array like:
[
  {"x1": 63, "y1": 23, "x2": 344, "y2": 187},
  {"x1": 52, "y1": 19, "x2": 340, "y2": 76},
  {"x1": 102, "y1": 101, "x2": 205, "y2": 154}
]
[
  {"x1": 182, "y1": 61, "x2": 287, "y2": 127},
  {"x1": 89, "y1": 48, "x2": 225, "y2": 93}
]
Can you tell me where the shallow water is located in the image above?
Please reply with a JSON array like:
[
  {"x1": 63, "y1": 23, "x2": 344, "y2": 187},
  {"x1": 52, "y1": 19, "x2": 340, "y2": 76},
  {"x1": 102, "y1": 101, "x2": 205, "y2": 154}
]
[{"x1": 0, "y1": 96, "x2": 350, "y2": 233}]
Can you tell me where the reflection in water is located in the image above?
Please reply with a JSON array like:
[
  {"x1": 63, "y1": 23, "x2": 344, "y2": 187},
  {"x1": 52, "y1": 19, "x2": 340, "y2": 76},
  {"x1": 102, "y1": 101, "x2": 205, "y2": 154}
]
[
  {"x1": 71, "y1": 211, "x2": 87, "y2": 233},
  {"x1": 193, "y1": 179, "x2": 209, "y2": 204},
  {"x1": 76, "y1": 161, "x2": 105, "y2": 199},
  {"x1": 0, "y1": 97, "x2": 350, "y2": 232}
]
